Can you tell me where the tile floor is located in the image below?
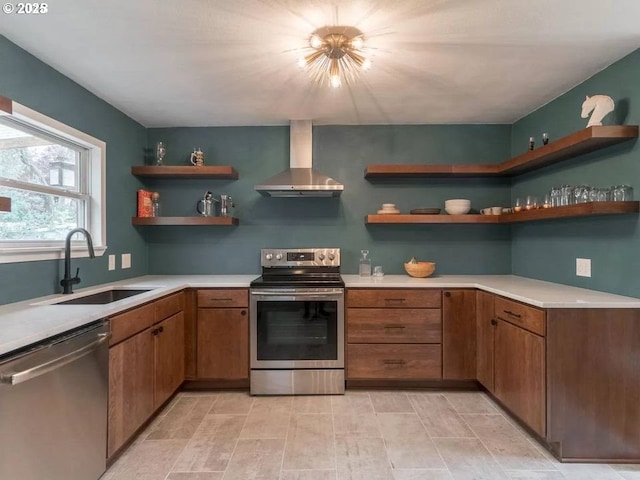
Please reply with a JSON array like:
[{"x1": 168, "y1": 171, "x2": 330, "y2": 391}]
[{"x1": 102, "y1": 390, "x2": 640, "y2": 480}]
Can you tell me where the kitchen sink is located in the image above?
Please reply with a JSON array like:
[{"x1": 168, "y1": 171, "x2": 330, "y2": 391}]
[{"x1": 54, "y1": 289, "x2": 153, "y2": 305}]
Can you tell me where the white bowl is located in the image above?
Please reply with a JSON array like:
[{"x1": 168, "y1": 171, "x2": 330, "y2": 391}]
[
  {"x1": 445, "y1": 204, "x2": 471, "y2": 215},
  {"x1": 445, "y1": 198, "x2": 471, "y2": 206},
  {"x1": 382, "y1": 203, "x2": 396, "y2": 209}
]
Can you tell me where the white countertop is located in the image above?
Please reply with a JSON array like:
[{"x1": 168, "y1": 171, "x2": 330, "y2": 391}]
[{"x1": 1, "y1": 274, "x2": 639, "y2": 358}]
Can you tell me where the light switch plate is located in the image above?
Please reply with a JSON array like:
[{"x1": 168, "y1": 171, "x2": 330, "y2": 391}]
[
  {"x1": 121, "y1": 253, "x2": 131, "y2": 269},
  {"x1": 576, "y1": 258, "x2": 591, "y2": 277},
  {"x1": 108, "y1": 255, "x2": 116, "y2": 271}
]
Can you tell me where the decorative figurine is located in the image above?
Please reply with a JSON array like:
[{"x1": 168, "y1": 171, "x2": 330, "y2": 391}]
[
  {"x1": 190, "y1": 148, "x2": 205, "y2": 166},
  {"x1": 542, "y1": 133, "x2": 549, "y2": 145},
  {"x1": 155, "y1": 142, "x2": 166, "y2": 166},
  {"x1": 581, "y1": 95, "x2": 615, "y2": 127}
]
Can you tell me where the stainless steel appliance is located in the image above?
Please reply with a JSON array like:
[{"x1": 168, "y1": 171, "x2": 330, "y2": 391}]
[
  {"x1": 0, "y1": 320, "x2": 110, "y2": 480},
  {"x1": 250, "y1": 248, "x2": 345, "y2": 395}
]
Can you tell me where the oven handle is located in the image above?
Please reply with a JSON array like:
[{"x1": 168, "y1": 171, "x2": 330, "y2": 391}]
[{"x1": 251, "y1": 290, "x2": 343, "y2": 298}]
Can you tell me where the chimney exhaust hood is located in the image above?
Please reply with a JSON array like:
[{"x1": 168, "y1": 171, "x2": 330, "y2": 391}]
[{"x1": 255, "y1": 120, "x2": 344, "y2": 197}]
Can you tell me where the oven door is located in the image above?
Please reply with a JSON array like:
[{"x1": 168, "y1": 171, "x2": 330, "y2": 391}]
[{"x1": 250, "y1": 288, "x2": 344, "y2": 369}]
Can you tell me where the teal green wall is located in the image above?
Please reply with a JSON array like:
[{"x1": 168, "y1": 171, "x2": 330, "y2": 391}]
[
  {"x1": 145, "y1": 125, "x2": 513, "y2": 275},
  {"x1": 0, "y1": 36, "x2": 148, "y2": 304},
  {"x1": 510, "y1": 49, "x2": 640, "y2": 297}
]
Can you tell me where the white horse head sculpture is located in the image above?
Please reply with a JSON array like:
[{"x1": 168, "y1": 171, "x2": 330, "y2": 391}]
[{"x1": 581, "y1": 95, "x2": 614, "y2": 127}]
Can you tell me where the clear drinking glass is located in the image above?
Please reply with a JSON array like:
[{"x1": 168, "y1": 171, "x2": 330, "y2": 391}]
[
  {"x1": 525, "y1": 195, "x2": 538, "y2": 210},
  {"x1": 612, "y1": 185, "x2": 625, "y2": 201},
  {"x1": 621, "y1": 185, "x2": 634, "y2": 201},
  {"x1": 550, "y1": 187, "x2": 560, "y2": 207},
  {"x1": 596, "y1": 188, "x2": 610, "y2": 202},
  {"x1": 542, "y1": 194, "x2": 552, "y2": 208},
  {"x1": 513, "y1": 197, "x2": 523, "y2": 212},
  {"x1": 560, "y1": 185, "x2": 573, "y2": 206}
]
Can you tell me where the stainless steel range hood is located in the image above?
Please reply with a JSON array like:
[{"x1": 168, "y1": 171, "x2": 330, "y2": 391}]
[{"x1": 255, "y1": 120, "x2": 344, "y2": 197}]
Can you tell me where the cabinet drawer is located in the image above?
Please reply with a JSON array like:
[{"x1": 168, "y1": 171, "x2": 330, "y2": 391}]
[
  {"x1": 197, "y1": 289, "x2": 248, "y2": 308},
  {"x1": 347, "y1": 289, "x2": 442, "y2": 309},
  {"x1": 154, "y1": 292, "x2": 184, "y2": 323},
  {"x1": 495, "y1": 297, "x2": 545, "y2": 336},
  {"x1": 347, "y1": 344, "x2": 442, "y2": 379},
  {"x1": 347, "y1": 308, "x2": 442, "y2": 343},
  {"x1": 109, "y1": 303, "x2": 155, "y2": 346}
]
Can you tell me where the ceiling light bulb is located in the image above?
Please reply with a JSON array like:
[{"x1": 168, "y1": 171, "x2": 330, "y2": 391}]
[
  {"x1": 297, "y1": 57, "x2": 307, "y2": 68},
  {"x1": 310, "y1": 35, "x2": 323, "y2": 49},
  {"x1": 362, "y1": 58, "x2": 372, "y2": 70},
  {"x1": 330, "y1": 74, "x2": 342, "y2": 88},
  {"x1": 351, "y1": 36, "x2": 364, "y2": 49}
]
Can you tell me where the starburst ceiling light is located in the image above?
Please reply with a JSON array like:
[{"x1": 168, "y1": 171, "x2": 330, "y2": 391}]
[{"x1": 297, "y1": 26, "x2": 371, "y2": 88}]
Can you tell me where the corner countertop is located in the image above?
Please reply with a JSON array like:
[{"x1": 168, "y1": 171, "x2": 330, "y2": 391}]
[{"x1": 1, "y1": 274, "x2": 639, "y2": 358}]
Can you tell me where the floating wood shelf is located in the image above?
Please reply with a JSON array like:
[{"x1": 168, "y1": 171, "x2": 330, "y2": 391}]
[
  {"x1": 364, "y1": 126, "x2": 639, "y2": 179},
  {"x1": 132, "y1": 216, "x2": 239, "y2": 226},
  {"x1": 365, "y1": 202, "x2": 639, "y2": 225},
  {"x1": 0, "y1": 196, "x2": 10, "y2": 212},
  {"x1": 131, "y1": 165, "x2": 239, "y2": 179}
]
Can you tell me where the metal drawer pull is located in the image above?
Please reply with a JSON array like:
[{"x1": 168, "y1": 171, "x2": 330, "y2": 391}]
[
  {"x1": 383, "y1": 359, "x2": 406, "y2": 365},
  {"x1": 384, "y1": 324, "x2": 406, "y2": 329},
  {"x1": 211, "y1": 298, "x2": 233, "y2": 302},
  {"x1": 384, "y1": 298, "x2": 406, "y2": 302},
  {"x1": 503, "y1": 310, "x2": 522, "y2": 318}
]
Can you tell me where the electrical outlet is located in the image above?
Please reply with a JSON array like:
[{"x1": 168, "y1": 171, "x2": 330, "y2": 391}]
[
  {"x1": 121, "y1": 253, "x2": 131, "y2": 269},
  {"x1": 108, "y1": 255, "x2": 116, "y2": 271},
  {"x1": 576, "y1": 258, "x2": 591, "y2": 277}
]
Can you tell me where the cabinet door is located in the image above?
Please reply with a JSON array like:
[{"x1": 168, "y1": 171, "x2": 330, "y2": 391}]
[
  {"x1": 442, "y1": 290, "x2": 476, "y2": 379},
  {"x1": 108, "y1": 328, "x2": 154, "y2": 457},
  {"x1": 197, "y1": 308, "x2": 249, "y2": 379},
  {"x1": 494, "y1": 319, "x2": 546, "y2": 437},
  {"x1": 476, "y1": 290, "x2": 495, "y2": 392},
  {"x1": 154, "y1": 312, "x2": 185, "y2": 409}
]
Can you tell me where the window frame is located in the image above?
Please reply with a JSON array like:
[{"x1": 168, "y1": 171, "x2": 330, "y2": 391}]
[{"x1": 0, "y1": 98, "x2": 107, "y2": 263}]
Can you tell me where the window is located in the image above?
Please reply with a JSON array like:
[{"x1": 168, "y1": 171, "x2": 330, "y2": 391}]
[{"x1": 0, "y1": 99, "x2": 106, "y2": 263}]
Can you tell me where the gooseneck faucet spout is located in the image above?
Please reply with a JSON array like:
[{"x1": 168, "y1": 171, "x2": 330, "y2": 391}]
[{"x1": 60, "y1": 228, "x2": 95, "y2": 294}]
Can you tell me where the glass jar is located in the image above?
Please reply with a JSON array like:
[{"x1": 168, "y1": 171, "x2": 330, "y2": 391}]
[{"x1": 359, "y1": 250, "x2": 371, "y2": 277}]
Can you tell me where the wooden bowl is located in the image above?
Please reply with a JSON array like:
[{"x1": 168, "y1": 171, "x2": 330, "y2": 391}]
[{"x1": 404, "y1": 261, "x2": 436, "y2": 278}]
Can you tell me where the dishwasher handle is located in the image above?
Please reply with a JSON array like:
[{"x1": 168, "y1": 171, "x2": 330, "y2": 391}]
[{"x1": 0, "y1": 332, "x2": 111, "y2": 386}]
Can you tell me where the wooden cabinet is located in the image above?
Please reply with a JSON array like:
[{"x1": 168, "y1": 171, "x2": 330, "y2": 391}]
[
  {"x1": 196, "y1": 289, "x2": 249, "y2": 382},
  {"x1": 346, "y1": 289, "x2": 442, "y2": 383},
  {"x1": 475, "y1": 290, "x2": 495, "y2": 392},
  {"x1": 108, "y1": 326, "x2": 154, "y2": 458},
  {"x1": 494, "y1": 318, "x2": 546, "y2": 437},
  {"x1": 442, "y1": 290, "x2": 476, "y2": 379},
  {"x1": 108, "y1": 293, "x2": 185, "y2": 458}
]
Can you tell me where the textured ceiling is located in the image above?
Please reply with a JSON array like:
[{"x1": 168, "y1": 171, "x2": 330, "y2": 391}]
[{"x1": 1, "y1": 0, "x2": 639, "y2": 126}]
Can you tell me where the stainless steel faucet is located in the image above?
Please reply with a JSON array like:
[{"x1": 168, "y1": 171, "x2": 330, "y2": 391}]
[{"x1": 60, "y1": 228, "x2": 95, "y2": 294}]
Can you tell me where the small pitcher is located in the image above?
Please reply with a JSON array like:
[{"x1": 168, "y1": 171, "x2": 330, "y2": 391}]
[
  {"x1": 190, "y1": 148, "x2": 205, "y2": 166},
  {"x1": 196, "y1": 191, "x2": 214, "y2": 216},
  {"x1": 218, "y1": 194, "x2": 234, "y2": 217}
]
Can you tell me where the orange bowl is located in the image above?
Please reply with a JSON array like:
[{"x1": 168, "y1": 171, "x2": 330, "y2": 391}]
[{"x1": 403, "y1": 261, "x2": 436, "y2": 278}]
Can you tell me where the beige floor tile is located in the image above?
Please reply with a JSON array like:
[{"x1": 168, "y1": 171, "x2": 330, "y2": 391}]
[
  {"x1": 611, "y1": 464, "x2": 640, "y2": 479},
  {"x1": 252, "y1": 395, "x2": 293, "y2": 413},
  {"x1": 407, "y1": 394, "x2": 475, "y2": 438},
  {"x1": 284, "y1": 414, "x2": 335, "y2": 470},
  {"x1": 240, "y1": 408, "x2": 291, "y2": 439},
  {"x1": 208, "y1": 392, "x2": 254, "y2": 414},
  {"x1": 146, "y1": 396, "x2": 216, "y2": 440},
  {"x1": 377, "y1": 413, "x2": 445, "y2": 469},
  {"x1": 333, "y1": 412, "x2": 381, "y2": 437},
  {"x1": 167, "y1": 473, "x2": 224, "y2": 480},
  {"x1": 335, "y1": 437, "x2": 390, "y2": 471},
  {"x1": 331, "y1": 391, "x2": 374, "y2": 415},
  {"x1": 107, "y1": 439, "x2": 188, "y2": 480},
  {"x1": 222, "y1": 438, "x2": 285, "y2": 480},
  {"x1": 555, "y1": 463, "x2": 625, "y2": 480},
  {"x1": 280, "y1": 470, "x2": 337, "y2": 480},
  {"x1": 172, "y1": 415, "x2": 247, "y2": 472},
  {"x1": 444, "y1": 392, "x2": 499, "y2": 415},
  {"x1": 336, "y1": 468, "x2": 394, "y2": 480},
  {"x1": 434, "y1": 437, "x2": 509, "y2": 480},
  {"x1": 505, "y1": 472, "x2": 565, "y2": 479},
  {"x1": 392, "y1": 469, "x2": 453, "y2": 480},
  {"x1": 462, "y1": 414, "x2": 555, "y2": 470},
  {"x1": 370, "y1": 391, "x2": 415, "y2": 413},
  {"x1": 293, "y1": 395, "x2": 333, "y2": 413}
]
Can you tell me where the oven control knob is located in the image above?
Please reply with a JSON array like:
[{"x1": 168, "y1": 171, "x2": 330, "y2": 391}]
[
  {"x1": 275, "y1": 253, "x2": 283, "y2": 260},
  {"x1": 265, "y1": 253, "x2": 273, "y2": 260},
  {"x1": 328, "y1": 253, "x2": 335, "y2": 261},
  {"x1": 318, "y1": 253, "x2": 325, "y2": 261}
]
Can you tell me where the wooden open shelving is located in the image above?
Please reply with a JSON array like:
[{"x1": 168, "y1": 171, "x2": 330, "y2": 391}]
[
  {"x1": 365, "y1": 126, "x2": 639, "y2": 178},
  {"x1": 0, "y1": 196, "x2": 10, "y2": 212},
  {"x1": 132, "y1": 216, "x2": 239, "y2": 226},
  {"x1": 131, "y1": 165, "x2": 239, "y2": 179},
  {"x1": 365, "y1": 202, "x2": 639, "y2": 225}
]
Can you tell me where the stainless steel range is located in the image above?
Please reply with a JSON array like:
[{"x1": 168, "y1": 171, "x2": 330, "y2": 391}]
[{"x1": 250, "y1": 248, "x2": 345, "y2": 395}]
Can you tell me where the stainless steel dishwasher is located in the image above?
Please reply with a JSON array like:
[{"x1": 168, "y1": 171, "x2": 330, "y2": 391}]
[{"x1": 0, "y1": 320, "x2": 110, "y2": 480}]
